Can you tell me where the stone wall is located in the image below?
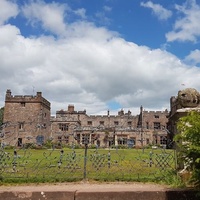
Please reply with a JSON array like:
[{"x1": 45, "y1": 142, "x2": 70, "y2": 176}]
[
  {"x1": 3, "y1": 89, "x2": 51, "y2": 146},
  {"x1": 51, "y1": 105, "x2": 169, "y2": 148}
]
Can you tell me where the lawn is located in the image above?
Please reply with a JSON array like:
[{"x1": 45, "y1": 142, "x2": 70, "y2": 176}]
[{"x1": 0, "y1": 147, "x2": 177, "y2": 183}]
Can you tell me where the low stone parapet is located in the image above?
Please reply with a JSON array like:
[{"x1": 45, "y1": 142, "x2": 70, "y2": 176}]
[{"x1": 0, "y1": 183, "x2": 199, "y2": 200}]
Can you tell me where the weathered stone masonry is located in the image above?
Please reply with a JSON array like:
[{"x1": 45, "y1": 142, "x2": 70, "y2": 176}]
[
  {"x1": 50, "y1": 105, "x2": 169, "y2": 148},
  {"x1": 2, "y1": 89, "x2": 169, "y2": 148},
  {"x1": 3, "y1": 89, "x2": 51, "y2": 146}
]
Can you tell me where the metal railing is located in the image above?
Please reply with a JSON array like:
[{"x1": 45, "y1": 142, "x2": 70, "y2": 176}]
[
  {"x1": 0, "y1": 123, "x2": 177, "y2": 183},
  {"x1": 0, "y1": 145, "x2": 177, "y2": 183}
]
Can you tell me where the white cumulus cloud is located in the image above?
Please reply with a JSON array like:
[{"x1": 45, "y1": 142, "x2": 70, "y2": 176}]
[
  {"x1": 184, "y1": 49, "x2": 200, "y2": 65},
  {"x1": 166, "y1": 0, "x2": 200, "y2": 42},
  {"x1": 21, "y1": 0, "x2": 68, "y2": 36},
  {"x1": 141, "y1": 1, "x2": 172, "y2": 20},
  {"x1": 0, "y1": 0, "x2": 19, "y2": 25}
]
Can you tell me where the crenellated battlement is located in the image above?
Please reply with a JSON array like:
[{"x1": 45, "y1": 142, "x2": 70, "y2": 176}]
[
  {"x1": 143, "y1": 110, "x2": 168, "y2": 114},
  {"x1": 56, "y1": 110, "x2": 86, "y2": 115},
  {"x1": 5, "y1": 89, "x2": 50, "y2": 109}
]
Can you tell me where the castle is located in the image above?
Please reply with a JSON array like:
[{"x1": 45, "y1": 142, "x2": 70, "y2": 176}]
[
  {"x1": 168, "y1": 88, "x2": 200, "y2": 138},
  {"x1": 2, "y1": 89, "x2": 51, "y2": 146},
  {"x1": 1, "y1": 88, "x2": 185, "y2": 148}
]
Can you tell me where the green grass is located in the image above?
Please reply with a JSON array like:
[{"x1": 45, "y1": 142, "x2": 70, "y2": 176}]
[{"x1": 0, "y1": 147, "x2": 179, "y2": 185}]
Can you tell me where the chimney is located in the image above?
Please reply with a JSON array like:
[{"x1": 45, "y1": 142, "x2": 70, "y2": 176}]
[
  {"x1": 37, "y1": 92, "x2": 42, "y2": 97},
  {"x1": 68, "y1": 104, "x2": 74, "y2": 112},
  {"x1": 140, "y1": 105, "x2": 143, "y2": 114},
  {"x1": 6, "y1": 89, "x2": 12, "y2": 97},
  {"x1": 118, "y1": 109, "x2": 124, "y2": 116}
]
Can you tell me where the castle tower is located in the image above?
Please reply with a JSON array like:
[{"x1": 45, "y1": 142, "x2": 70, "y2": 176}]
[
  {"x1": 168, "y1": 88, "x2": 200, "y2": 148},
  {"x1": 3, "y1": 89, "x2": 51, "y2": 146}
]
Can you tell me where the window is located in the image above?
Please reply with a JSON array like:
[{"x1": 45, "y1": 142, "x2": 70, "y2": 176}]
[
  {"x1": 20, "y1": 102, "x2": 25, "y2": 107},
  {"x1": 82, "y1": 134, "x2": 90, "y2": 144},
  {"x1": 76, "y1": 134, "x2": 81, "y2": 143},
  {"x1": 64, "y1": 136, "x2": 69, "y2": 143},
  {"x1": 59, "y1": 123, "x2": 68, "y2": 131},
  {"x1": 58, "y1": 136, "x2": 62, "y2": 143},
  {"x1": 118, "y1": 137, "x2": 127, "y2": 145},
  {"x1": 91, "y1": 134, "x2": 97, "y2": 144},
  {"x1": 127, "y1": 121, "x2": 132, "y2": 126},
  {"x1": 109, "y1": 140, "x2": 114, "y2": 147},
  {"x1": 19, "y1": 122, "x2": 24, "y2": 130},
  {"x1": 154, "y1": 115, "x2": 159, "y2": 118},
  {"x1": 146, "y1": 122, "x2": 149, "y2": 129},
  {"x1": 100, "y1": 121, "x2": 104, "y2": 125},
  {"x1": 87, "y1": 121, "x2": 92, "y2": 125},
  {"x1": 146, "y1": 138, "x2": 150, "y2": 145},
  {"x1": 114, "y1": 121, "x2": 119, "y2": 125},
  {"x1": 160, "y1": 136, "x2": 167, "y2": 145},
  {"x1": 154, "y1": 135, "x2": 158, "y2": 145},
  {"x1": 154, "y1": 122, "x2": 161, "y2": 129},
  {"x1": 18, "y1": 138, "x2": 22, "y2": 147}
]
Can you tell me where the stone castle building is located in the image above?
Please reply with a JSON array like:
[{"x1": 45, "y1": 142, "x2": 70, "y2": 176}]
[
  {"x1": 51, "y1": 105, "x2": 169, "y2": 148},
  {"x1": 2, "y1": 89, "x2": 170, "y2": 148},
  {"x1": 2, "y1": 89, "x2": 51, "y2": 146},
  {"x1": 168, "y1": 88, "x2": 200, "y2": 138}
]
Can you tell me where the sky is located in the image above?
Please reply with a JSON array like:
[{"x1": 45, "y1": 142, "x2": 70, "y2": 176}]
[{"x1": 0, "y1": 0, "x2": 200, "y2": 116}]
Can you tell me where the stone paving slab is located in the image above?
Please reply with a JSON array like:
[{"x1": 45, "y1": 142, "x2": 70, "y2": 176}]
[
  {"x1": 0, "y1": 182, "x2": 199, "y2": 200},
  {"x1": 0, "y1": 181, "x2": 167, "y2": 191}
]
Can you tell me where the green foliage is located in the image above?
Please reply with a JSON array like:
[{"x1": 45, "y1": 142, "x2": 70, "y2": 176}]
[
  {"x1": 176, "y1": 111, "x2": 200, "y2": 188},
  {"x1": 44, "y1": 139, "x2": 53, "y2": 149},
  {"x1": 4, "y1": 145, "x2": 14, "y2": 150},
  {"x1": 112, "y1": 145, "x2": 128, "y2": 149},
  {"x1": 161, "y1": 170, "x2": 185, "y2": 188},
  {"x1": 23, "y1": 143, "x2": 36, "y2": 149},
  {"x1": 88, "y1": 144, "x2": 98, "y2": 149}
]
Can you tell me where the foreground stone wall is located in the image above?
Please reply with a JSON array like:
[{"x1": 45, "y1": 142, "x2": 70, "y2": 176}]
[{"x1": 0, "y1": 185, "x2": 199, "y2": 200}]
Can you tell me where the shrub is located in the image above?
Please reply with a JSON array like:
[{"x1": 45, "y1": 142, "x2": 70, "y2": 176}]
[{"x1": 176, "y1": 111, "x2": 200, "y2": 188}]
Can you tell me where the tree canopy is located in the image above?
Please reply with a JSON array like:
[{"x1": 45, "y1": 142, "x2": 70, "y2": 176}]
[{"x1": 176, "y1": 110, "x2": 200, "y2": 187}]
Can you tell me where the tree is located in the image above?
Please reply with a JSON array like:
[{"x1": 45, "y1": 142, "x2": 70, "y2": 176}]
[{"x1": 176, "y1": 110, "x2": 200, "y2": 187}]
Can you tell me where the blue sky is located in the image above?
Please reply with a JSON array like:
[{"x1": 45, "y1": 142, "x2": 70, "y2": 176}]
[
  {"x1": 0, "y1": 0, "x2": 200, "y2": 115},
  {"x1": 13, "y1": 0, "x2": 200, "y2": 59}
]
